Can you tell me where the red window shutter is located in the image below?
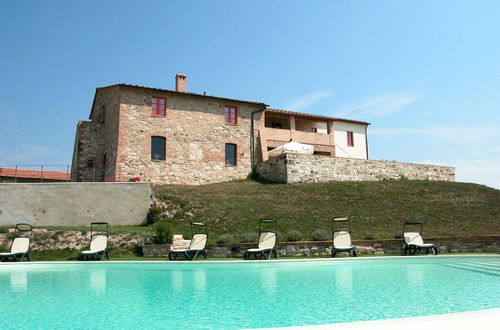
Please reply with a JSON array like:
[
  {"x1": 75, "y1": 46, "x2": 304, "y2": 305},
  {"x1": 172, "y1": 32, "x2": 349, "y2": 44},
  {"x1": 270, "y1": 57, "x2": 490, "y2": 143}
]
[
  {"x1": 225, "y1": 106, "x2": 237, "y2": 125},
  {"x1": 347, "y1": 131, "x2": 354, "y2": 147},
  {"x1": 152, "y1": 97, "x2": 166, "y2": 116}
]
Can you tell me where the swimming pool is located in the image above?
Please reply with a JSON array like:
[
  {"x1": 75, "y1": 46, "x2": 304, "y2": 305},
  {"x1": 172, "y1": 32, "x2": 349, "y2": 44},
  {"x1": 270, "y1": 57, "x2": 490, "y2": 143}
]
[{"x1": 1, "y1": 256, "x2": 499, "y2": 329}]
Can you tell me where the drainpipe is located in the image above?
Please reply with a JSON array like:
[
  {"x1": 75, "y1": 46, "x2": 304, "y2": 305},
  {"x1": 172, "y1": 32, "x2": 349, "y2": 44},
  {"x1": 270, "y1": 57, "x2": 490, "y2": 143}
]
[
  {"x1": 250, "y1": 105, "x2": 268, "y2": 173},
  {"x1": 365, "y1": 124, "x2": 370, "y2": 160}
]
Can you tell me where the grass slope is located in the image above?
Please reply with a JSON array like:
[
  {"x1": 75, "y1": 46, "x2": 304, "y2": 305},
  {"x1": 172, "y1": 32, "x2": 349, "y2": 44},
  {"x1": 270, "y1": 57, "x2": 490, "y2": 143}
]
[{"x1": 155, "y1": 180, "x2": 500, "y2": 242}]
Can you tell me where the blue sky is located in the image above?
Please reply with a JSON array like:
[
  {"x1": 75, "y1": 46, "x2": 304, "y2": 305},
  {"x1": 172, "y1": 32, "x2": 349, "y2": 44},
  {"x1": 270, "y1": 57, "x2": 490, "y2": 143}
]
[{"x1": 1, "y1": 1, "x2": 499, "y2": 188}]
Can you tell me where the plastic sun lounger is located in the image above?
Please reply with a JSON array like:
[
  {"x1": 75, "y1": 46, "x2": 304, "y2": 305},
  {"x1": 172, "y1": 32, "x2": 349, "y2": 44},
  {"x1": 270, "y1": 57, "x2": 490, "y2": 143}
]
[
  {"x1": 78, "y1": 234, "x2": 110, "y2": 261},
  {"x1": 403, "y1": 232, "x2": 438, "y2": 255},
  {"x1": 243, "y1": 231, "x2": 277, "y2": 260},
  {"x1": 0, "y1": 237, "x2": 31, "y2": 262},
  {"x1": 168, "y1": 233, "x2": 208, "y2": 261},
  {"x1": 0, "y1": 223, "x2": 32, "y2": 262},
  {"x1": 78, "y1": 222, "x2": 110, "y2": 261},
  {"x1": 402, "y1": 221, "x2": 438, "y2": 255},
  {"x1": 331, "y1": 216, "x2": 357, "y2": 257},
  {"x1": 244, "y1": 218, "x2": 278, "y2": 260},
  {"x1": 332, "y1": 231, "x2": 357, "y2": 257},
  {"x1": 169, "y1": 221, "x2": 208, "y2": 261}
]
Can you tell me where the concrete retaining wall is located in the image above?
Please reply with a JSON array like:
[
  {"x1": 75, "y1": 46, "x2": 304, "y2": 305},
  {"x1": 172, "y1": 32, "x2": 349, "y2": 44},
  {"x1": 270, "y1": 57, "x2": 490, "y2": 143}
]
[
  {"x1": 0, "y1": 182, "x2": 153, "y2": 226},
  {"x1": 257, "y1": 153, "x2": 455, "y2": 183}
]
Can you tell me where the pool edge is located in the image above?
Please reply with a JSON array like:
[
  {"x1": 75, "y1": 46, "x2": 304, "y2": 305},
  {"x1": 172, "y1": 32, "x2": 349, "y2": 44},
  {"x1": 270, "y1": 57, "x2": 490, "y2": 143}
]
[
  {"x1": 257, "y1": 308, "x2": 500, "y2": 329},
  {"x1": 1, "y1": 253, "x2": 499, "y2": 266}
]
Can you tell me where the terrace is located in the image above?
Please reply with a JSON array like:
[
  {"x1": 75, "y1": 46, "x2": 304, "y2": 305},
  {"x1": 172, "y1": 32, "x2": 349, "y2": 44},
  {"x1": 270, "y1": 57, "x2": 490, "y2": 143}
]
[{"x1": 260, "y1": 109, "x2": 336, "y2": 160}]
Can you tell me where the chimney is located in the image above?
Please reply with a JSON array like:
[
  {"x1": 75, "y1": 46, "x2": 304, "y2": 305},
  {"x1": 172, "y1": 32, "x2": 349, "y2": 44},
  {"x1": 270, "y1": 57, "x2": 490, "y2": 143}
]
[{"x1": 175, "y1": 74, "x2": 187, "y2": 92}]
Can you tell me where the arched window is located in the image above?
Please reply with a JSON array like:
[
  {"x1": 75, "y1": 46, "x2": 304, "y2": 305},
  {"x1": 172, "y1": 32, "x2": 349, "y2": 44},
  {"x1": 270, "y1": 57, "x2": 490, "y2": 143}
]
[{"x1": 151, "y1": 136, "x2": 166, "y2": 160}]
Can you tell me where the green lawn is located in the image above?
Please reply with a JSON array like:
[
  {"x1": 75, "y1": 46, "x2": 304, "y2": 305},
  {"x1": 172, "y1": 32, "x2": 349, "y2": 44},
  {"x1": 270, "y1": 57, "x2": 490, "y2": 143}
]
[{"x1": 153, "y1": 179, "x2": 500, "y2": 242}]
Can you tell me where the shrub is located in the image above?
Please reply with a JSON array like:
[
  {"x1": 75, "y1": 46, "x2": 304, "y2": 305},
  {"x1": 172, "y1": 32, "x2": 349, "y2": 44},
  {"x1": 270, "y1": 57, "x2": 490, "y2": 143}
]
[
  {"x1": 286, "y1": 230, "x2": 303, "y2": 242},
  {"x1": 312, "y1": 229, "x2": 329, "y2": 241},
  {"x1": 140, "y1": 235, "x2": 155, "y2": 246},
  {"x1": 145, "y1": 206, "x2": 165, "y2": 225},
  {"x1": 364, "y1": 234, "x2": 375, "y2": 240},
  {"x1": 216, "y1": 234, "x2": 234, "y2": 244},
  {"x1": 154, "y1": 220, "x2": 173, "y2": 244},
  {"x1": 243, "y1": 232, "x2": 259, "y2": 243}
]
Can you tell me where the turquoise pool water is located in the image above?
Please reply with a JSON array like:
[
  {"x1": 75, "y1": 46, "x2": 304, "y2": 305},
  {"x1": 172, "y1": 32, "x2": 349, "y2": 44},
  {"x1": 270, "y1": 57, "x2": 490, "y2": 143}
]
[{"x1": 1, "y1": 256, "x2": 499, "y2": 329}]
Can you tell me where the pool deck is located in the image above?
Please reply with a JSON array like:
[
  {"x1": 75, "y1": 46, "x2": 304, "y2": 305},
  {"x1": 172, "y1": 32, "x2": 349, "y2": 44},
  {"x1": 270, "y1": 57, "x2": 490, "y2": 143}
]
[{"x1": 263, "y1": 308, "x2": 500, "y2": 329}]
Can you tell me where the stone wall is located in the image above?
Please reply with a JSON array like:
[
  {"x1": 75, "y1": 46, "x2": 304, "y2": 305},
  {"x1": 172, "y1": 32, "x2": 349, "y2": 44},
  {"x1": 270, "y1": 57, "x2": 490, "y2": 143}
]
[
  {"x1": 70, "y1": 121, "x2": 105, "y2": 182},
  {"x1": 72, "y1": 85, "x2": 266, "y2": 185},
  {"x1": 116, "y1": 87, "x2": 265, "y2": 184},
  {"x1": 257, "y1": 153, "x2": 455, "y2": 183},
  {"x1": 206, "y1": 235, "x2": 500, "y2": 258},
  {"x1": 0, "y1": 182, "x2": 153, "y2": 226},
  {"x1": 71, "y1": 86, "x2": 121, "y2": 182}
]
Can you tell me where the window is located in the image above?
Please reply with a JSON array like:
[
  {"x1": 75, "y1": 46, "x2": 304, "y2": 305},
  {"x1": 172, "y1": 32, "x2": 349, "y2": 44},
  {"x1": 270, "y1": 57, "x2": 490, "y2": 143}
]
[
  {"x1": 309, "y1": 127, "x2": 318, "y2": 133},
  {"x1": 347, "y1": 131, "x2": 354, "y2": 147},
  {"x1": 151, "y1": 136, "x2": 166, "y2": 160},
  {"x1": 225, "y1": 143, "x2": 237, "y2": 166},
  {"x1": 271, "y1": 122, "x2": 282, "y2": 129},
  {"x1": 224, "y1": 106, "x2": 237, "y2": 125},
  {"x1": 151, "y1": 97, "x2": 166, "y2": 116}
]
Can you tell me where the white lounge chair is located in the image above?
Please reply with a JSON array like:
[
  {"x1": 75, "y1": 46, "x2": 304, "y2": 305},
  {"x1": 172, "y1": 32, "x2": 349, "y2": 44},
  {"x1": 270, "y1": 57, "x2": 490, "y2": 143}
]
[
  {"x1": 0, "y1": 223, "x2": 32, "y2": 262},
  {"x1": 244, "y1": 231, "x2": 277, "y2": 260},
  {"x1": 79, "y1": 234, "x2": 109, "y2": 261},
  {"x1": 0, "y1": 237, "x2": 31, "y2": 262},
  {"x1": 331, "y1": 216, "x2": 357, "y2": 257},
  {"x1": 169, "y1": 221, "x2": 208, "y2": 261},
  {"x1": 78, "y1": 222, "x2": 110, "y2": 261},
  {"x1": 402, "y1": 221, "x2": 438, "y2": 255},
  {"x1": 244, "y1": 219, "x2": 278, "y2": 260}
]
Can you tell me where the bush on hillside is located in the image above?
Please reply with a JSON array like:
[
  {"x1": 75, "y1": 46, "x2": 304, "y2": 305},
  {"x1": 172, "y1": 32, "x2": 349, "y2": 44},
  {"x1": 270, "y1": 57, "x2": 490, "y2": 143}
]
[
  {"x1": 216, "y1": 234, "x2": 234, "y2": 244},
  {"x1": 312, "y1": 229, "x2": 329, "y2": 241},
  {"x1": 243, "y1": 232, "x2": 259, "y2": 243},
  {"x1": 286, "y1": 230, "x2": 303, "y2": 242},
  {"x1": 145, "y1": 206, "x2": 165, "y2": 225}
]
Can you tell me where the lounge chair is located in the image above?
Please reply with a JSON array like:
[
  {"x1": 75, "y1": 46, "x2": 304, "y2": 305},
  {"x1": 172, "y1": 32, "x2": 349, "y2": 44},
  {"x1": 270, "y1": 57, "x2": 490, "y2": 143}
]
[
  {"x1": 78, "y1": 222, "x2": 110, "y2": 261},
  {"x1": 244, "y1": 219, "x2": 278, "y2": 260},
  {"x1": 331, "y1": 216, "x2": 357, "y2": 257},
  {"x1": 169, "y1": 221, "x2": 208, "y2": 261},
  {"x1": 0, "y1": 223, "x2": 32, "y2": 262},
  {"x1": 402, "y1": 221, "x2": 438, "y2": 255}
]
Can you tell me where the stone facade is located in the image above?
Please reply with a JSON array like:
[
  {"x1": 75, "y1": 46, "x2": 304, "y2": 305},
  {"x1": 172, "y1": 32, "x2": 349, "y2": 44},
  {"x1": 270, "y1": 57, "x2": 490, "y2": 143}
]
[
  {"x1": 72, "y1": 84, "x2": 266, "y2": 184},
  {"x1": 116, "y1": 86, "x2": 264, "y2": 184},
  {"x1": 70, "y1": 121, "x2": 104, "y2": 182},
  {"x1": 257, "y1": 153, "x2": 455, "y2": 183},
  {"x1": 71, "y1": 86, "x2": 121, "y2": 182}
]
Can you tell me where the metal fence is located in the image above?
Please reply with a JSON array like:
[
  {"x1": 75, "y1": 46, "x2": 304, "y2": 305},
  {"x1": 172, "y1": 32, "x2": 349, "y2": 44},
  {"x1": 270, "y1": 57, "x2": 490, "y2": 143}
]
[{"x1": 0, "y1": 165, "x2": 71, "y2": 183}]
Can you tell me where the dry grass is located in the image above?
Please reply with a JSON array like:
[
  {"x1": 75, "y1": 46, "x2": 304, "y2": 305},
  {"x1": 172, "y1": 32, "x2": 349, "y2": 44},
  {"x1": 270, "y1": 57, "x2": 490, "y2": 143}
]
[{"x1": 155, "y1": 179, "x2": 500, "y2": 242}]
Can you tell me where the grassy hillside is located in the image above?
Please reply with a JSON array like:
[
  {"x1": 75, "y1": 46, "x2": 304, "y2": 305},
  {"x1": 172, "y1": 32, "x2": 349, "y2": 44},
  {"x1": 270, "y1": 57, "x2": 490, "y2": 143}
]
[{"x1": 154, "y1": 180, "x2": 500, "y2": 242}]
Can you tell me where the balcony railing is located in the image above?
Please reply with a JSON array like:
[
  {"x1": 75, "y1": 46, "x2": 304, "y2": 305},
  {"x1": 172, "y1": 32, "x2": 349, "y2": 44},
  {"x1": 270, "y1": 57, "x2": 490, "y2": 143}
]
[
  {"x1": 262, "y1": 127, "x2": 331, "y2": 145},
  {"x1": 0, "y1": 165, "x2": 71, "y2": 183}
]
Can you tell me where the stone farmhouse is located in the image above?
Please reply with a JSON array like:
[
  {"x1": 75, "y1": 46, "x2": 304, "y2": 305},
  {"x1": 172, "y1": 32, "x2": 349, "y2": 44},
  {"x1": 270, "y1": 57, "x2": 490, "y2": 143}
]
[{"x1": 71, "y1": 74, "x2": 454, "y2": 184}]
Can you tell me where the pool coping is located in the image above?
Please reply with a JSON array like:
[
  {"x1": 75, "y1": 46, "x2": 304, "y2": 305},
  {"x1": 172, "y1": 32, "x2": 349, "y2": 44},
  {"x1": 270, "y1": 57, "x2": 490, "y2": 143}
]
[
  {"x1": 1, "y1": 253, "x2": 498, "y2": 265},
  {"x1": 259, "y1": 308, "x2": 500, "y2": 329}
]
